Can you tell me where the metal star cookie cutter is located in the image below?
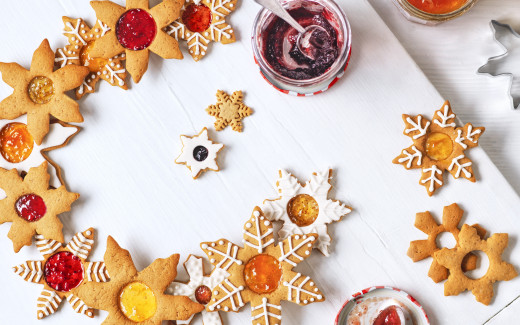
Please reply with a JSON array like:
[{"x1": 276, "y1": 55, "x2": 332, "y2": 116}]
[{"x1": 478, "y1": 20, "x2": 520, "y2": 110}]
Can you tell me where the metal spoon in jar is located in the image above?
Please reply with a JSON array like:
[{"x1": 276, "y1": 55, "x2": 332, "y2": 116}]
[{"x1": 253, "y1": 0, "x2": 329, "y2": 60}]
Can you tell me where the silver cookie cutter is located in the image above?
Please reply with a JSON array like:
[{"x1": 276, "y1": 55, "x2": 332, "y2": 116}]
[{"x1": 478, "y1": 20, "x2": 520, "y2": 110}]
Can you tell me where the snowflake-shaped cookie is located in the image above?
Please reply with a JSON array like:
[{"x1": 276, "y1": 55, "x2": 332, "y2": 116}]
[
  {"x1": 478, "y1": 20, "x2": 520, "y2": 109},
  {"x1": 206, "y1": 90, "x2": 253, "y2": 132},
  {"x1": 13, "y1": 228, "x2": 109, "y2": 319},
  {"x1": 175, "y1": 127, "x2": 224, "y2": 179},
  {"x1": 261, "y1": 169, "x2": 352, "y2": 256},
  {"x1": 0, "y1": 162, "x2": 79, "y2": 252},
  {"x1": 74, "y1": 236, "x2": 203, "y2": 324},
  {"x1": 201, "y1": 207, "x2": 325, "y2": 325},
  {"x1": 0, "y1": 116, "x2": 79, "y2": 195},
  {"x1": 166, "y1": 0, "x2": 237, "y2": 61},
  {"x1": 393, "y1": 101, "x2": 485, "y2": 196},
  {"x1": 55, "y1": 17, "x2": 128, "y2": 99},
  {"x1": 168, "y1": 255, "x2": 228, "y2": 325},
  {"x1": 0, "y1": 39, "x2": 88, "y2": 145}
]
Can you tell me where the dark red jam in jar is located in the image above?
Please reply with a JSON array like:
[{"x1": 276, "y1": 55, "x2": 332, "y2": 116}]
[
  {"x1": 15, "y1": 194, "x2": 46, "y2": 222},
  {"x1": 44, "y1": 251, "x2": 84, "y2": 292},
  {"x1": 116, "y1": 9, "x2": 157, "y2": 50}
]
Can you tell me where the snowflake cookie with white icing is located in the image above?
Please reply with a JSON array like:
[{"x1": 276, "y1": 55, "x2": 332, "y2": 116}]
[
  {"x1": 55, "y1": 17, "x2": 128, "y2": 99},
  {"x1": 168, "y1": 255, "x2": 228, "y2": 325},
  {"x1": 13, "y1": 228, "x2": 110, "y2": 319},
  {"x1": 393, "y1": 101, "x2": 485, "y2": 196},
  {"x1": 261, "y1": 169, "x2": 352, "y2": 256},
  {"x1": 175, "y1": 127, "x2": 224, "y2": 179},
  {"x1": 200, "y1": 207, "x2": 325, "y2": 325},
  {"x1": 166, "y1": 0, "x2": 237, "y2": 61}
]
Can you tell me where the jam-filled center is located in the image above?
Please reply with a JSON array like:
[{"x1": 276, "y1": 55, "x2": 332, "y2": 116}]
[
  {"x1": 193, "y1": 145, "x2": 209, "y2": 161},
  {"x1": 407, "y1": 0, "x2": 469, "y2": 15},
  {"x1": 244, "y1": 254, "x2": 282, "y2": 294},
  {"x1": 15, "y1": 194, "x2": 46, "y2": 222},
  {"x1": 194, "y1": 285, "x2": 212, "y2": 304},
  {"x1": 80, "y1": 41, "x2": 109, "y2": 72},
  {"x1": 287, "y1": 194, "x2": 319, "y2": 227},
  {"x1": 426, "y1": 132, "x2": 453, "y2": 161},
  {"x1": 116, "y1": 9, "x2": 157, "y2": 51},
  {"x1": 28, "y1": 76, "x2": 54, "y2": 104},
  {"x1": 182, "y1": 4, "x2": 212, "y2": 33},
  {"x1": 119, "y1": 282, "x2": 157, "y2": 322},
  {"x1": 44, "y1": 251, "x2": 84, "y2": 292},
  {"x1": 0, "y1": 122, "x2": 34, "y2": 163}
]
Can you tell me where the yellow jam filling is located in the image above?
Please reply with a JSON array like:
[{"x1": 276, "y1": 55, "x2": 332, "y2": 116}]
[
  {"x1": 80, "y1": 41, "x2": 108, "y2": 72},
  {"x1": 119, "y1": 282, "x2": 157, "y2": 322},
  {"x1": 0, "y1": 123, "x2": 34, "y2": 163},
  {"x1": 28, "y1": 76, "x2": 54, "y2": 104},
  {"x1": 426, "y1": 132, "x2": 453, "y2": 161},
  {"x1": 287, "y1": 194, "x2": 319, "y2": 227},
  {"x1": 244, "y1": 254, "x2": 282, "y2": 294}
]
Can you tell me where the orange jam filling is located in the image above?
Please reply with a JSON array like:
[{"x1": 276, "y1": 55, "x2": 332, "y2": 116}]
[
  {"x1": 0, "y1": 123, "x2": 34, "y2": 163},
  {"x1": 244, "y1": 254, "x2": 282, "y2": 294},
  {"x1": 426, "y1": 132, "x2": 453, "y2": 161},
  {"x1": 80, "y1": 41, "x2": 108, "y2": 72},
  {"x1": 407, "y1": 0, "x2": 469, "y2": 15},
  {"x1": 28, "y1": 76, "x2": 54, "y2": 104},
  {"x1": 119, "y1": 282, "x2": 157, "y2": 322},
  {"x1": 287, "y1": 194, "x2": 319, "y2": 227}
]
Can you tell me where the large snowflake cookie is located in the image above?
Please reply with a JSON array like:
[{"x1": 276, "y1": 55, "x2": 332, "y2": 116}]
[
  {"x1": 90, "y1": 0, "x2": 184, "y2": 83},
  {"x1": 55, "y1": 17, "x2": 128, "y2": 99},
  {"x1": 0, "y1": 162, "x2": 79, "y2": 252},
  {"x1": 75, "y1": 236, "x2": 203, "y2": 324},
  {"x1": 0, "y1": 39, "x2": 88, "y2": 145},
  {"x1": 166, "y1": 0, "x2": 237, "y2": 61},
  {"x1": 206, "y1": 90, "x2": 253, "y2": 132},
  {"x1": 176, "y1": 127, "x2": 224, "y2": 179},
  {"x1": 168, "y1": 255, "x2": 228, "y2": 325},
  {"x1": 201, "y1": 207, "x2": 325, "y2": 325},
  {"x1": 13, "y1": 228, "x2": 109, "y2": 319},
  {"x1": 261, "y1": 169, "x2": 352, "y2": 256},
  {"x1": 393, "y1": 101, "x2": 485, "y2": 196}
]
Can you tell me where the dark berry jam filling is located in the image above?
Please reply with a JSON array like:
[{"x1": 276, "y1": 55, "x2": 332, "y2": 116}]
[
  {"x1": 193, "y1": 145, "x2": 209, "y2": 161},
  {"x1": 183, "y1": 4, "x2": 212, "y2": 33},
  {"x1": 116, "y1": 9, "x2": 157, "y2": 51},
  {"x1": 15, "y1": 194, "x2": 46, "y2": 222},
  {"x1": 44, "y1": 251, "x2": 84, "y2": 292}
]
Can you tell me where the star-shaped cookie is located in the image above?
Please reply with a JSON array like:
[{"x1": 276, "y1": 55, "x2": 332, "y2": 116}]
[{"x1": 206, "y1": 90, "x2": 253, "y2": 132}]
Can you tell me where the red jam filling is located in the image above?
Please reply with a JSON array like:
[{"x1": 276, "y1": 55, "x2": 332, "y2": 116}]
[
  {"x1": 407, "y1": 0, "x2": 468, "y2": 14},
  {"x1": 194, "y1": 285, "x2": 212, "y2": 304},
  {"x1": 15, "y1": 194, "x2": 46, "y2": 222},
  {"x1": 44, "y1": 251, "x2": 84, "y2": 292},
  {"x1": 244, "y1": 254, "x2": 282, "y2": 294},
  {"x1": 116, "y1": 9, "x2": 157, "y2": 50},
  {"x1": 373, "y1": 306, "x2": 402, "y2": 325},
  {"x1": 0, "y1": 122, "x2": 34, "y2": 163},
  {"x1": 182, "y1": 4, "x2": 212, "y2": 33},
  {"x1": 262, "y1": 6, "x2": 339, "y2": 80}
]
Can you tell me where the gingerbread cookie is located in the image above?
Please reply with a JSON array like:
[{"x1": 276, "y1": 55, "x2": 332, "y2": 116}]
[
  {"x1": 393, "y1": 101, "x2": 485, "y2": 196},
  {"x1": 206, "y1": 90, "x2": 253, "y2": 132},
  {"x1": 55, "y1": 17, "x2": 128, "y2": 99},
  {"x1": 166, "y1": 0, "x2": 237, "y2": 61},
  {"x1": 407, "y1": 203, "x2": 487, "y2": 283},
  {"x1": 0, "y1": 39, "x2": 88, "y2": 145},
  {"x1": 261, "y1": 169, "x2": 352, "y2": 256},
  {"x1": 168, "y1": 255, "x2": 228, "y2": 325},
  {"x1": 90, "y1": 0, "x2": 184, "y2": 83},
  {"x1": 0, "y1": 162, "x2": 79, "y2": 252},
  {"x1": 0, "y1": 116, "x2": 79, "y2": 194},
  {"x1": 175, "y1": 127, "x2": 224, "y2": 179},
  {"x1": 434, "y1": 224, "x2": 517, "y2": 305},
  {"x1": 74, "y1": 236, "x2": 203, "y2": 324},
  {"x1": 13, "y1": 228, "x2": 109, "y2": 319},
  {"x1": 201, "y1": 207, "x2": 325, "y2": 325}
]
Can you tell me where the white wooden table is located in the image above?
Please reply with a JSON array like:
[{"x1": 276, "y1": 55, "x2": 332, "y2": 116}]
[{"x1": 0, "y1": 0, "x2": 519, "y2": 324}]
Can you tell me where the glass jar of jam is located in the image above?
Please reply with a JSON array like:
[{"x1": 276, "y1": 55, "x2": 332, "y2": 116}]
[
  {"x1": 392, "y1": 0, "x2": 478, "y2": 25},
  {"x1": 252, "y1": 0, "x2": 351, "y2": 96}
]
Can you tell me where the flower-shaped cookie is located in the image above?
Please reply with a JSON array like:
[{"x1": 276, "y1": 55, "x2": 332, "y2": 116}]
[
  {"x1": 201, "y1": 207, "x2": 325, "y2": 325},
  {"x1": 90, "y1": 0, "x2": 184, "y2": 83},
  {"x1": 13, "y1": 228, "x2": 109, "y2": 319},
  {"x1": 175, "y1": 127, "x2": 224, "y2": 179},
  {"x1": 435, "y1": 224, "x2": 517, "y2": 305},
  {"x1": 74, "y1": 236, "x2": 203, "y2": 324},
  {"x1": 166, "y1": 0, "x2": 237, "y2": 61},
  {"x1": 261, "y1": 169, "x2": 352, "y2": 256},
  {"x1": 0, "y1": 162, "x2": 79, "y2": 252},
  {"x1": 0, "y1": 39, "x2": 88, "y2": 145},
  {"x1": 206, "y1": 90, "x2": 253, "y2": 132},
  {"x1": 393, "y1": 101, "x2": 485, "y2": 196},
  {"x1": 168, "y1": 255, "x2": 228, "y2": 325},
  {"x1": 55, "y1": 17, "x2": 128, "y2": 99},
  {"x1": 0, "y1": 116, "x2": 79, "y2": 193},
  {"x1": 407, "y1": 203, "x2": 486, "y2": 283}
]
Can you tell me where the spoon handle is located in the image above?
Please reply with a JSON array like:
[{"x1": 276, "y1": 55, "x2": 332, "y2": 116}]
[{"x1": 253, "y1": 0, "x2": 305, "y2": 33}]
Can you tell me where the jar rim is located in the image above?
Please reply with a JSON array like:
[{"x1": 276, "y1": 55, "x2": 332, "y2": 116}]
[{"x1": 397, "y1": 0, "x2": 478, "y2": 21}]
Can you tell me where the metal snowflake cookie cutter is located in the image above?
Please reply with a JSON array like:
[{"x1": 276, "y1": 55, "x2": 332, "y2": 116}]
[{"x1": 478, "y1": 20, "x2": 520, "y2": 110}]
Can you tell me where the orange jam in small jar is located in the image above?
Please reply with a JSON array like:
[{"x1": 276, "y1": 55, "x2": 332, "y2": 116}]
[{"x1": 392, "y1": 0, "x2": 478, "y2": 25}]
